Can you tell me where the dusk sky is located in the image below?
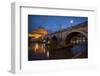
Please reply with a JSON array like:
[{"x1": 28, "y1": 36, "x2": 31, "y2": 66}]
[{"x1": 28, "y1": 15, "x2": 88, "y2": 33}]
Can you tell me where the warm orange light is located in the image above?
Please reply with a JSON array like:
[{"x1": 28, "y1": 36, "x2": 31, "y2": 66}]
[
  {"x1": 29, "y1": 27, "x2": 48, "y2": 39},
  {"x1": 28, "y1": 33, "x2": 42, "y2": 39},
  {"x1": 32, "y1": 27, "x2": 48, "y2": 35},
  {"x1": 35, "y1": 43, "x2": 39, "y2": 51}
]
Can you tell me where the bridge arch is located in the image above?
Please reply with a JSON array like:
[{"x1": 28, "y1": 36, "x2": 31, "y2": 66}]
[
  {"x1": 65, "y1": 31, "x2": 87, "y2": 45},
  {"x1": 51, "y1": 35, "x2": 58, "y2": 43}
]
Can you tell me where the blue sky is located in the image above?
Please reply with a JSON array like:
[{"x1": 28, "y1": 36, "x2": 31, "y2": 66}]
[{"x1": 28, "y1": 15, "x2": 88, "y2": 33}]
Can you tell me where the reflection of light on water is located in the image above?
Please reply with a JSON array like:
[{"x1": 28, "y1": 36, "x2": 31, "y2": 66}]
[
  {"x1": 31, "y1": 42, "x2": 50, "y2": 57},
  {"x1": 47, "y1": 51, "x2": 49, "y2": 57},
  {"x1": 43, "y1": 44, "x2": 46, "y2": 53},
  {"x1": 33, "y1": 43, "x2": 47, "y2": 54},
  {"x1": 83, "y1": 37, "x2": 85, "y2": 42},
  {"x1": 35, "y1": 43, "x2": 39, "y2": 52}
]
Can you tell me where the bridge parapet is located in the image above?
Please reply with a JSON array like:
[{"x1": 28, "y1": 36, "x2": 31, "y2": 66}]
[{"x1": 43, "y1": 21, "x2": 87, "y2": 42}]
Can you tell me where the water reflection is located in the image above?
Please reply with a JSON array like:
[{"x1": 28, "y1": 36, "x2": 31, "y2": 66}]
[
  {"x1": 47, "y1": 51, "x2": 49, "y2": 57},
  {"x1": 30, "y1": 42, "x2": 49, "y2": 58},
  {"x1": 34, "y1": 43, "x2": 39, "y2": 52},
  {"x1": 28, "y1": 36, "x2": 87, "y2": 60}
]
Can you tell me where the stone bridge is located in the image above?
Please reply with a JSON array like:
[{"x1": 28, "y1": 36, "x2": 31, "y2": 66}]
[{"x1": 43, "y1": 21, "x2": 88, "y2": 45}]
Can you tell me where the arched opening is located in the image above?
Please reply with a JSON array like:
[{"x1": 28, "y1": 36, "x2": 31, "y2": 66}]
[
  {"x1": 52, "y1": 35, "x2": 58, "y2": 41},
  {"x1": 51, "y1": 36, "x2": 58, "y2": 45},
  {"x1": 65, "y1": 32, "x2": 88, "y2": 58},
  {"x1": 65, "y1": 32, "x2": 87, "y2": 45}
]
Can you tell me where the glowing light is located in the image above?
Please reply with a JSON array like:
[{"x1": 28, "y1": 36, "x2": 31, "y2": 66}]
[
  {"x1": 70, "y1": 20, "x2": 74, "y2": 24},
  {"x1": 43, "y1": 40, "x2": 46, "y2": 43},
  {"x1": 82, "y1": 37, "x2": 86, "y2": 42},
  {"x1": 28, "y1": 27, "x2": 48, "y2": 39},
  {"x1": 28, "y1": 33, "x2": 41, "y2": 39},
  {"x1": 76, "y1": 40, "x2": 79, "y2": 44},
  {"x1": 43, "y1": 44, "x2": 46, "y2": 53},
  {"x1": 47, "y1": 41, "x2": 50, "y2": 44},
  {"x1": 47, "y1": 51, "x2": 49, "y2": 57},
  {"x1": 35, "y1": 43, "x2": 39, "y2": 52}
]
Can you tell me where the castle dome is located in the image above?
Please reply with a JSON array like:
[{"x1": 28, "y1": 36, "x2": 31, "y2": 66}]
[
  {"x1": 32, "y1": 27, "x2": 48, "y2": 35},
  {"x1": 29, "y1": 27, "x2": 48, "y2": 39}
]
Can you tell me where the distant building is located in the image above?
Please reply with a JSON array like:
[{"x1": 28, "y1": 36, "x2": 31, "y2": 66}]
[{"x1": 28, "y1": 27, "x2": 48, "y2": 39}]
